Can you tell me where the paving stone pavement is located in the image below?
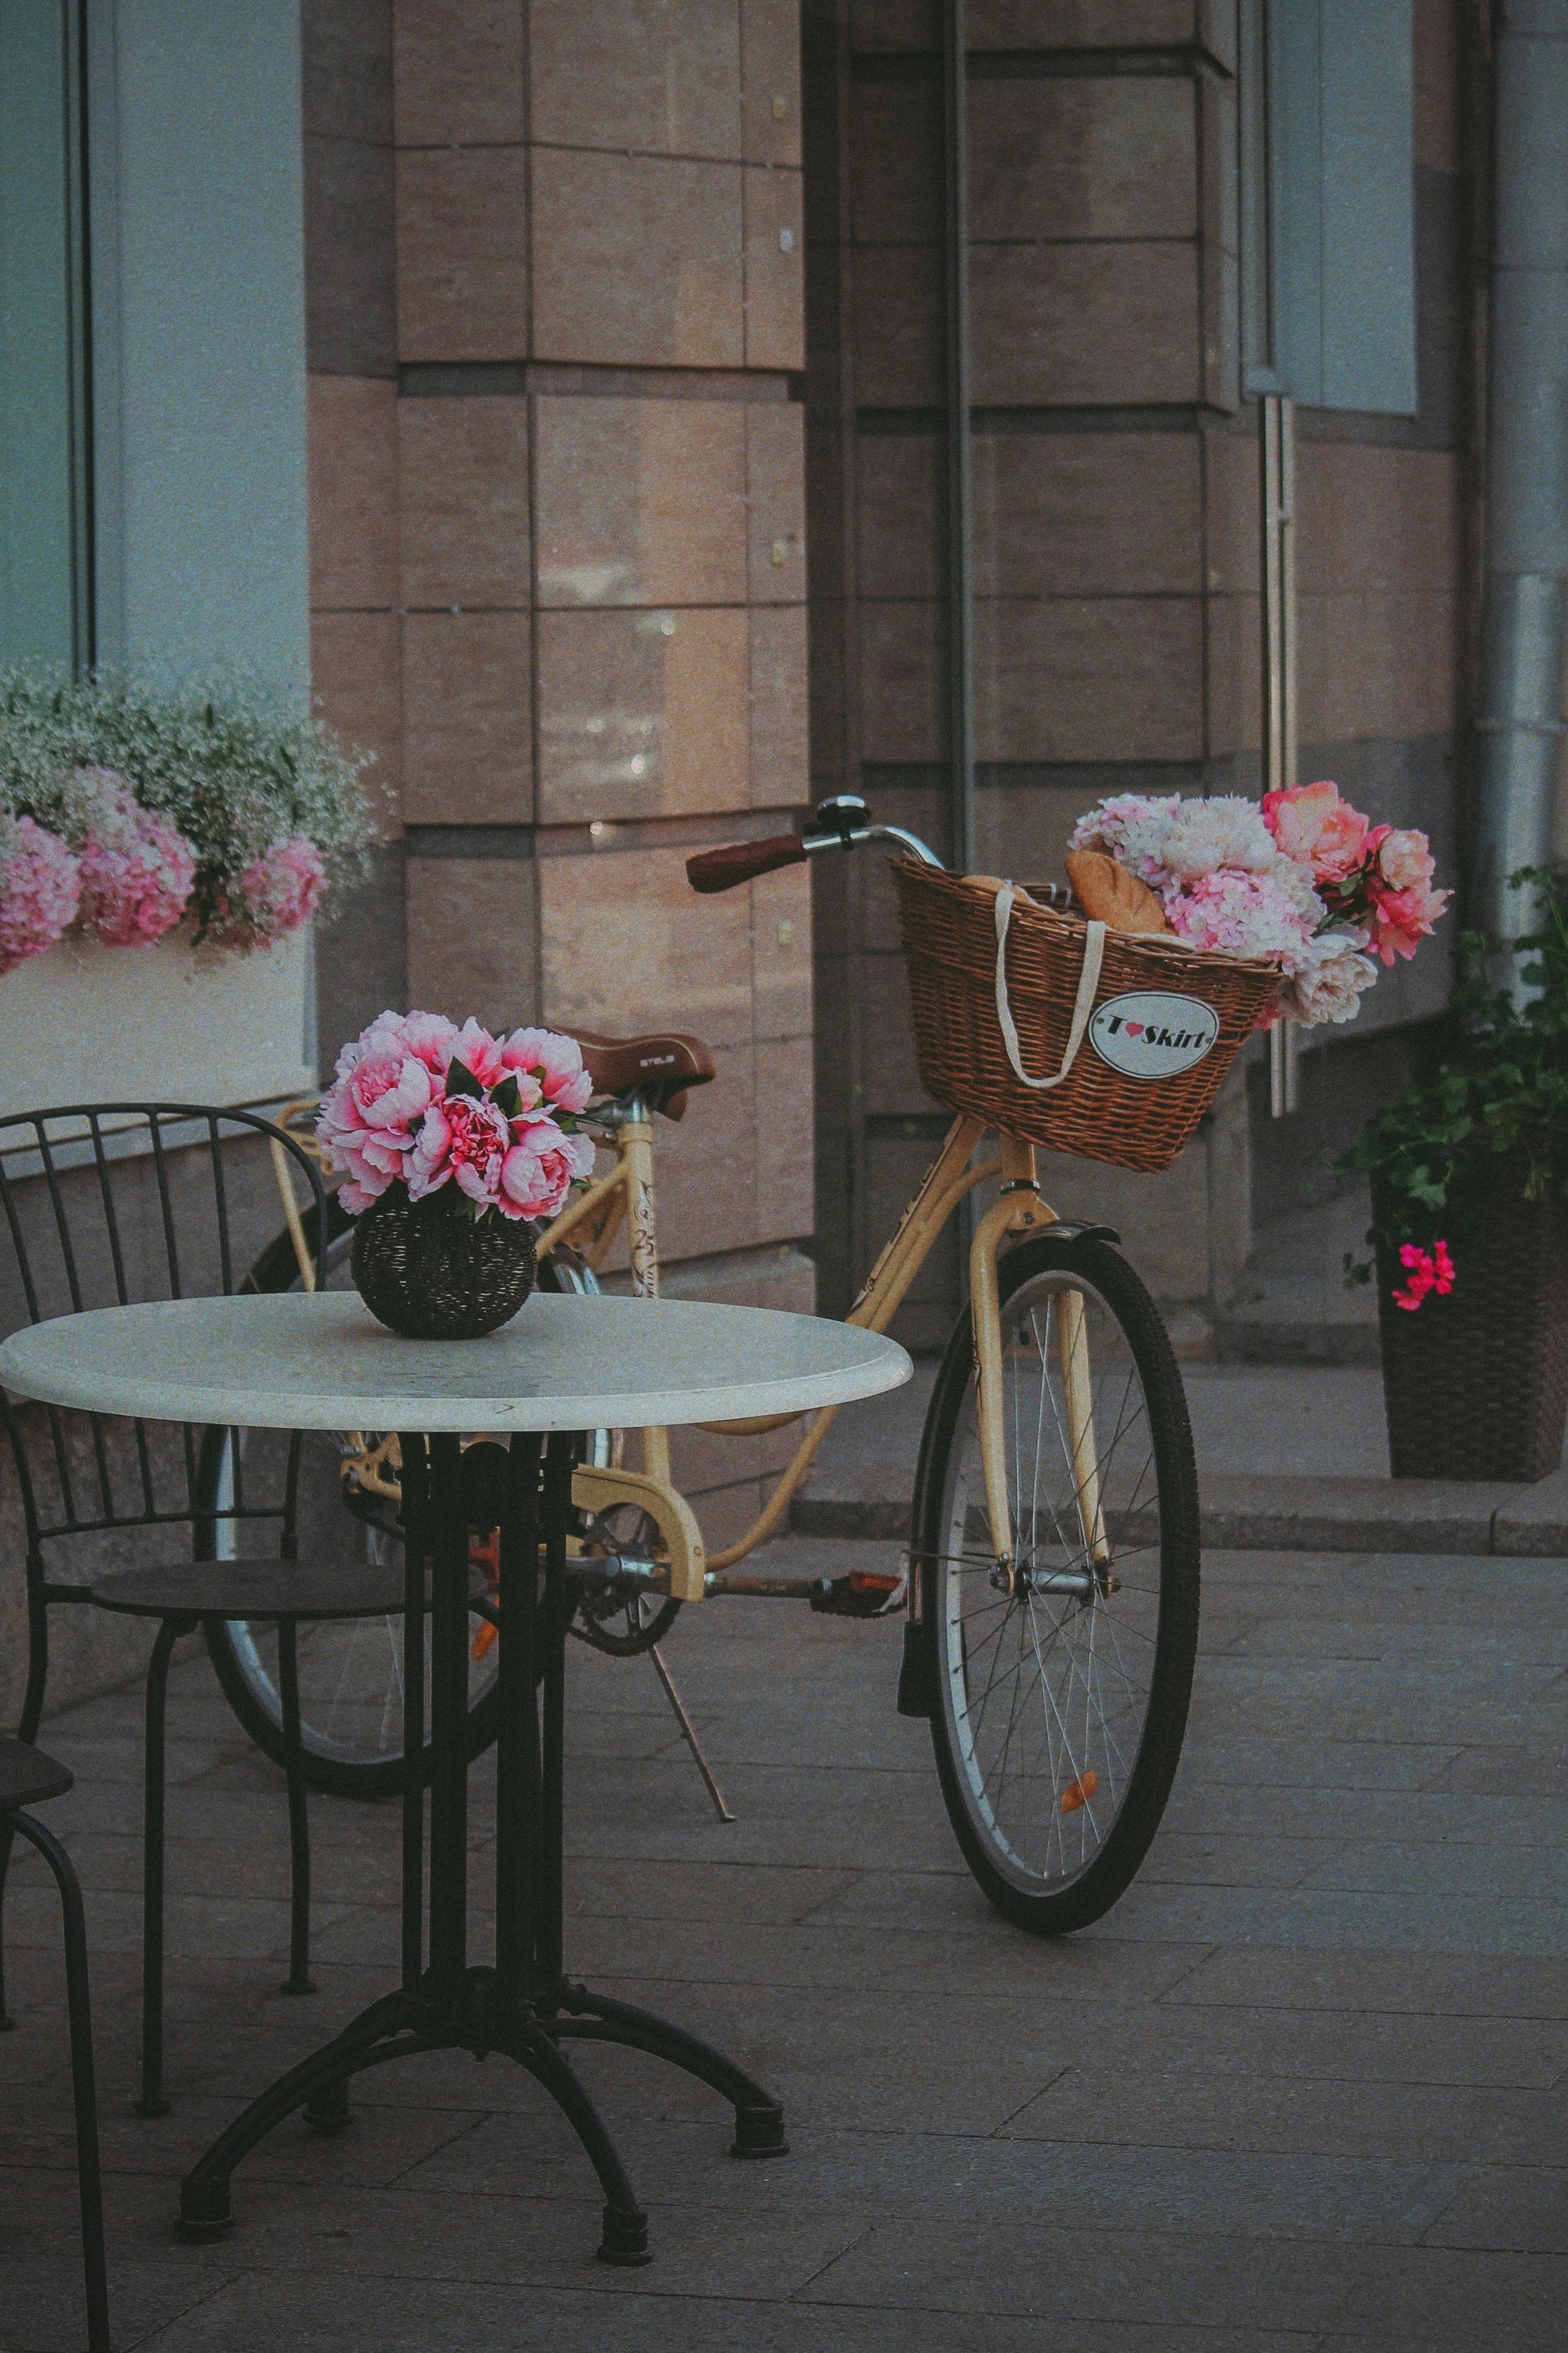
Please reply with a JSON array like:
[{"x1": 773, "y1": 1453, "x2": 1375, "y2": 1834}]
[{"x1": 3, "y1": 1534, "x2": 1568, "y2": 2351}]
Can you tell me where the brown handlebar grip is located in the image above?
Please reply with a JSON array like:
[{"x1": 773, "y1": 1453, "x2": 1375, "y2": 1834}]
[{"x1": 686, "y1": 833, "x2": 807, "y2": 894}]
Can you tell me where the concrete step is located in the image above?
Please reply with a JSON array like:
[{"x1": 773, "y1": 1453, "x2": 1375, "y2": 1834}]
[{"x1": 794, "y1": 1361, "x2": 1568, "y2": 1559}]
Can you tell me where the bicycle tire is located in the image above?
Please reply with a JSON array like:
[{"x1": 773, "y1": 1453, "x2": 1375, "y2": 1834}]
[
  {"x1": 910, "y1": 1231, "x2": 1199, "y2": 1935},
  {"x1": 201, "y1": 1196, "x2": 501, "y2": 1800}
]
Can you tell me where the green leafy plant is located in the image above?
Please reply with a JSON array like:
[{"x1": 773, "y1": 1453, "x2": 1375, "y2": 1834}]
[
  {"x1": 0, "y1": 664, "x2": 381, "y2": 944},
  {"x1": 1340, "y1": 868, "x2": 1568, "y2": 1285}
]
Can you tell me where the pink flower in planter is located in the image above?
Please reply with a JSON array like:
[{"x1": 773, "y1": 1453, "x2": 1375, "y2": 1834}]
[
  {"x1": 218, "y1": 833, "x2": 325, "y2": 947},
  {"x1": 497, "y1": 1116, "x2": 596, "y2": 1222},
  {"x1": 0, "y1": 814, "x2": 80, "y2": 974},
  {"x1": 1392, "y1": 1239, "x2": 1455, "y2": 1312},
  {"x1": 1263, "y1": 780, "x2": 1372, "y2": 884},
  {"x1": 69, "y1": 770, "x2": 196, "y2": 948},
  {"x1": 498, "y1": 1025, "x2": 592, "y2": 1115},
  {"x1": 408, "y1": 1093, "x2": 513, "y2": 1211}
]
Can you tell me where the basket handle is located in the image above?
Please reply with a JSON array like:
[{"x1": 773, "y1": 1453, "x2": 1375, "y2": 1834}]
[{"x1": 993, "y1": 884, "x2": 1106, "y2": 1091}]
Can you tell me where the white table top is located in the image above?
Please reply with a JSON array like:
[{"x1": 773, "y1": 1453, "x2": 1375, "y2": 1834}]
[{"x1": 0, "y1": 1290, "x2": 911, "y2": 1433}]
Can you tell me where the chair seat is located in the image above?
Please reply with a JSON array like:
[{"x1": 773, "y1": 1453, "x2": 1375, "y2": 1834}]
[
  {"x1": 0, "y1": 1736, "x2": 73, "y2": 1810},
  {"x1": 88, "y1": 1558, "x2": 413, "y2": 1622}
]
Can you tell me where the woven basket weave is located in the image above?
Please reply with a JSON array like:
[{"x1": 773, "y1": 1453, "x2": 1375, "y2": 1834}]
[
  {"x1": 351, "y1": 1185, "x2": 537, "y2": 1339},
  {"x1": 895, "y1": 861, "x2": 1279, "y2": 1175},
  {"x1": 1373, "y1": 1158, "x2": 1568, "y2": 1481}
]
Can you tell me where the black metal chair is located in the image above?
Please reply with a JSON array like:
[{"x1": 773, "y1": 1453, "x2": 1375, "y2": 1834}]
[
  {"x1": 1, "y1": 1735, "x2": 111, "y2": 2350},
  {"x1": 0, "y1": 1105, "x2": 409, "y2": 2116}
]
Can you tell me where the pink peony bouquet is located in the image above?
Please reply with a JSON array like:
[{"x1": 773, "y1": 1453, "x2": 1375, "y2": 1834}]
[
  {"x1": 0, "y1": 813, "x2": 80, "y2": 975},
  {"x1": 63, "y1": 768, "x2": 197, "y2": 948},
  {"x1": 318, "y1": 1011, "x2": 596, "y2": 1225},
  {"x1": 1068, "y1": 781, "x2": 1449, "y2": 1028}
]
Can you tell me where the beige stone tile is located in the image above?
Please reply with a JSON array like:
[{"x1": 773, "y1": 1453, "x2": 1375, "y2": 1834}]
[
  {"x1": 401, "y1": 612, "x2": 534, "y2": 823},
  {"x1": 969, "y1": 78, "x2": 1196, "y2": 242},
  {"x1": 749, "y1": 604, "x2": 809, "y2": 806},
  {"x1": 973, "y1": 432, "x2": 1202, "y2": 598},
  {"x1": 752, "y1": 858, "x2": 812, "y2": 1038},
  {"x1": 743, "y1": 165, "x2": 805, "y2": 371},
  {"x1": 742, "y1": 0, "x2": 802, "y2": 166},
  {"x1": 851, "y1": 243, "x2": 943, "y2": 407},
  {"x1": 970, "y1": 244, "x2": 1200, "y2": 406},
  {"x1": 1202, "y1": 428, "x2": 1259, "y2": 595},
  {"x1": 537, "y1": 841, "x2": 754, "y2": 1052},
  {"x1": 649, "y1": 1042, "x2": 760, "y2": 1261},
  {"x1": 1302, "y1": 591, "x2": 1459, "y2": 745},
  {"x1": 396, "y1": 149, "x2": 529, "y2": 362},
  {"x1": 311, "y1": 611, "x2": 404, "y2": 824},
  {"x1": 532, "y1": 397, "x2": 747, "y2": 608},
  {"x1": 528, "y1": 0, "x2": 741, "y2": 159},
  {"x1": 860, "y1": 950, "x2": 926, "y2": 1119},
  {"x1": 393, "y1": 0, "x2": 525, "y2": 145},
  {"x1": 536, "y1": 607, "x2": 748, "y2": 822},
  {"x1": 859, "y1": 600, "x2": 945, "y2": 764},
  {"x1": 1203, "y1": 590, "x2": 1261, "y2": 759},
  {"x1": 856, "y1": 433, "x2": 943, "y2": 602},
  {"x1": 1300, "y1": 445, "x2": 1462, "y2": 601},
  {"x1": 972, "y1": 596, "x2": 1204, "y2": 763},
  {"x1": 407, "y1": 857, "x2": 538, "y2": 1028},
  {"x1": 755, "y1": 1032, "x2": 814, "y2": 1240},
  {"x1": 745, "y1": 403, "x2": 806, "y2": 602},
  {"x1": 399, "y1": 397, "x2": 531, "y2": 609},
  {"x1": 531, "y1": 150, "x2": 743, "y2": 367},
  {"x1": 308, "y1": 377, "x2": 399, "y2": 611}
]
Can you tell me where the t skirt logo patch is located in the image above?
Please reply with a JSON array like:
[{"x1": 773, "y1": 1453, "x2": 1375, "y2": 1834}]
[{"x1": 1088, "y1": 991, "x2": 1220, "y2": 1080}]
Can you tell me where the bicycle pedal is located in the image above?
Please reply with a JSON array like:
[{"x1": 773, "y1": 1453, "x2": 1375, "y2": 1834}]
[{"x1": 808, "y1": 1570, "x2": 906, "y2": 1620}]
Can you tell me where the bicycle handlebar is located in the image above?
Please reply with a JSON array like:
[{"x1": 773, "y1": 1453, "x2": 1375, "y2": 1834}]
[
  {"x1": 686, "y1": 799, "x2": 943, "y2": 895},
  {"x1": 686, "y1": 833, "x2": 807, "y2": 894}
]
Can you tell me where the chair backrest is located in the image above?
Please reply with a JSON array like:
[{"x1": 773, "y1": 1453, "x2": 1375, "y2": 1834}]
[{"x1": 0, "y1": 1104, "x2": 327, "y2": 1568}]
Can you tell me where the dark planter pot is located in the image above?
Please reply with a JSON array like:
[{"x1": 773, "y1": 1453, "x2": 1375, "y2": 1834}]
[
  {"x1": 349, "y1": 1185, "x2": 537, "y2": 1340},
  {"x1": 1373, "y1": 1156, "x2": 1568, "y2": 1482}
]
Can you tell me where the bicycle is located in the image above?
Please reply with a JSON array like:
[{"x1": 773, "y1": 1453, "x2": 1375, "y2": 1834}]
[{"x1": 205, "y1": 796, "x2": 1201, "y2": 1933}]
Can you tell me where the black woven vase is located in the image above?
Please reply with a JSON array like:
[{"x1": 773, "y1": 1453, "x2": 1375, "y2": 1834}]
[
  {"x1": 1373, "y1": 1155, "x2": 1568, "y2": 1482},
  {"x1": 349, "y1": 1185, "x2": 537, "y2": 1339}
]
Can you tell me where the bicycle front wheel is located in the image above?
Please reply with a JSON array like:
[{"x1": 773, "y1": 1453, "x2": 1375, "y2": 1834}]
[{"x1": 913, "y1": 1231, "x2": 1199, "y2": 1934}]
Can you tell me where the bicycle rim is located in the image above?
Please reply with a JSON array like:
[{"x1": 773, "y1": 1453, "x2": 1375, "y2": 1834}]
[{"x1": 919, "y1": 1235, "x2": 1199, "y2": 1930}]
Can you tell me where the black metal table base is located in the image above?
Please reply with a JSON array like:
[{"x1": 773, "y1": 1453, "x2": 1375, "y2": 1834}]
[{"x1": 176, "y1": 1432, "x2": 785, "y2": 2267}]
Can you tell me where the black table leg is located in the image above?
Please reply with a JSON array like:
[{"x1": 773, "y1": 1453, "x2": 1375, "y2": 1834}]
[{"x1": 178, "y1": 1423, "x2": 787, "y2": 2265}]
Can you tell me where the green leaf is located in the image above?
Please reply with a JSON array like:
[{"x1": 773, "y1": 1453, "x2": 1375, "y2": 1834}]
[
  {"x1": 491, "y1": 1073, "x2": 522, "y2": 1119},
  {"x1": 444, "y1": 1057, "x2": 485, "y2": 1102}
]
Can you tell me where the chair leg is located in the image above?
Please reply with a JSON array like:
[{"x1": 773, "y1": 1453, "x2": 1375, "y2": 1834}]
[
  {"x1": 0, "y1": 1594, "x2": 51, "y2": 2032},
  {"x1": 276, "y1": 1621, "x2": 313, "y2": 1998},
  {"x1": 137, "y1": 1618, "x2": 182, "y2": 2118},
  {"x1": 13, "y1": 1810, "x2": 113, "y2": 2352}
]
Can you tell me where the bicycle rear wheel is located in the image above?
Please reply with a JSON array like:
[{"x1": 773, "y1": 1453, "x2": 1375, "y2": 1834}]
[
  {"x1": 200, "y1": 1201, "x2": 504, "y2": 1799},
  {"x1": 911, "y1": 1231, "x2": 1199, "y2": 1934}
]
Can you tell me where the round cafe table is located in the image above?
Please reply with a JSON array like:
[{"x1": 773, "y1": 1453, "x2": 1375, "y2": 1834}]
[{"x1": 0, "y1": 1289, "x2": 909, "y2": 2266}]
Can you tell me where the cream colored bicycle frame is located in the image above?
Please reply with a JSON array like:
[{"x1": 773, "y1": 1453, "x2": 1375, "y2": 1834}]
[
  {"x1": 269, "y1": 1102, "x2": 1111, "y2": 1603},
  {"x1": 536, "y1": 1110, "x2": 1109, "y2": 1594}
]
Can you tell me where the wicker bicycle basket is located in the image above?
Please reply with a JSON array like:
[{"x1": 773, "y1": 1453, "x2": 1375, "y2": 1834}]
[{"x1": 895, "y1": 861, "x2": 1280, "y2": 1175}]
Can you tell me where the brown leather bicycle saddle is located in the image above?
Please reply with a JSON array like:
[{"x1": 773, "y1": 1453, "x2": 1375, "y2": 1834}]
[{"x1": 572, "y1": 1029, "x2": 716, "y2": 1121}]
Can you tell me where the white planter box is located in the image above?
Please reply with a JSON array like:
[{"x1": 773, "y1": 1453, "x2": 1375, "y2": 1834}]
[{"x1": 0, "y1": 927, "x2": 316, "y2": 1118}]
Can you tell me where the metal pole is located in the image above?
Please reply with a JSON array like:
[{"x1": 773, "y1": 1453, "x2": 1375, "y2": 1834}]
[
  {"x1": 1262, "y1": 392, "x2": 1300, "y2": 1116},
  {"x1": 943, "y1": 0, "x2": 976, "y2": 879},
  {"x1": 1473, "y1": 0, "x2": 1568, "y2": 972}
]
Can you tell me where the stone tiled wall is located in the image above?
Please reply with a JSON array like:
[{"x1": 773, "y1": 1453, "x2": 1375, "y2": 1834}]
[
  {"x1": 304, "y1": 1, "x2": 813, "y2": 1538},
  {"x1": 807, "y1": 0, "x2": 1478, "y2": 1345}
]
